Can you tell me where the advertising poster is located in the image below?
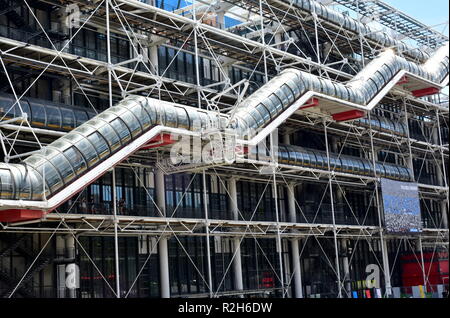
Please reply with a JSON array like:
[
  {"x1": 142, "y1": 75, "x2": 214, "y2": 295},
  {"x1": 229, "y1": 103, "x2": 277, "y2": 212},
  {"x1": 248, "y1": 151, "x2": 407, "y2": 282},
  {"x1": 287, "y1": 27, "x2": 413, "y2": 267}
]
[{"x1": 381, "y1": 178, "x2": 422, "y2": 234}]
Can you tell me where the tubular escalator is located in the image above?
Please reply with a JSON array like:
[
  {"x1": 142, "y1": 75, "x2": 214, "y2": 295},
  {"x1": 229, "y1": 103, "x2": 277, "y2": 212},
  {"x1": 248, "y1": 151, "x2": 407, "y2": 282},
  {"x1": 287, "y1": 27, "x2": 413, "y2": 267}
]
[
  {"x1": 229, "y1": 43, "x2": 449, "y2": 139},
  {"x1": 0, "y1": 41, "x2": 448, "y2": 221}
]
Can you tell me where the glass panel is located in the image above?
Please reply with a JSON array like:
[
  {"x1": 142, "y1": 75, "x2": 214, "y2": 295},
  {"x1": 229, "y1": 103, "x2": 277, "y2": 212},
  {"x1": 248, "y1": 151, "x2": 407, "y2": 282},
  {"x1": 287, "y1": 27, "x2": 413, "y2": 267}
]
[
  {"x1": 63, "y1": 146, "x2": 87, "y2": 176},
  {"x1": 335, "y1": 157, "x2": 343, "y2": 171},
  {"x1": 73, "y1": 136, "x2": 99, "y2": 167},
  {"x1": 110, "y1": 118, "x2": 131, "y2": 144},
  {"x1": 255, "y1": 103, "x2": 271, "y2": 124},
  {"x1": 286, "y1": 146, "x2": 297, "y2": 164},
  {"x1": 275, "y1": 85, "x2": 291, "y2": 108},
  {"x1": 302, "y1": 148, "x2": 310, "y2": 166},
  {"x1": 46, "y1": 106, "x2": 62, "y2": 129},
  {"x1": 329, "y1": 155, "x2": 336, "y2": 170},
  {"x1": 30, "y1": 102, "x2": 46, "y2": 126},
  {"x1": 98, "y1": 123, "x2": 122, "y2": 151},
  {"x1": 293, "y1": 149, "x2": 303, "y2": 165},
  {"x1": 87, "y1": 132, "x2": 110, "y2": 159},
  {"x1": 356, "y1": 159, "x2": 365, "y2": 174},
  {"x1": 260, "y1": 97, "x2": 278, "y2": 118},
  {"x1": 36, "y1": 160, "x2": 63, "y2": 194},
  {"x1": 314, "y1": 152, "x2": 325, "y2": 169},
  {"x1": 49, "y1": 152, "x2": 75, "y2": 183},
  {"x1": 128, "y1": 102, "x2": 152, "y2": 130},
  {"x1": 342, "y1": 158, "x2": 351, "y2": 173},
  {"x1": 61, "y1": 108, "x2": 76, "y2": 130},
  {"x1": 279, "y1": 146, "x2": 289, "y2": 163},
  {"x1": 267, "y1": 93, "x2": 283, "y2": 114},
  {"x1": 188, "y1": 110, "x2": 200, "y2": 131},
  {"x1": 175, "y1": 107, "x2": 189, "y2": 130},
  {"x1": 247, "y1": 108, "x2": 264, "y2": 127},
  {"x1": 73, "y1": 124, "x2": 95, "y2": 137},
  {"x1": 29, "y1": 169, "x2": 44, "y2": 201},
  {"x1": 0, "y1": 95, "x2": 15, "y2": 118},
  {"x1": 307, "y1": 151, "x2": 317, "y2": 168},
  {"x1": 164, "y1": 106, "x2": 178, "y2": 128}
]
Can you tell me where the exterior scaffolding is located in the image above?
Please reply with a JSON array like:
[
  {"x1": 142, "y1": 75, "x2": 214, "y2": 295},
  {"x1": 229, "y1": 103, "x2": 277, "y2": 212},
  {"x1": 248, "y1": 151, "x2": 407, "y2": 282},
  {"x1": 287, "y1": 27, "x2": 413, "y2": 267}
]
[{"x1": 0, "y1": 0, "x2": 448, "y2": 299}]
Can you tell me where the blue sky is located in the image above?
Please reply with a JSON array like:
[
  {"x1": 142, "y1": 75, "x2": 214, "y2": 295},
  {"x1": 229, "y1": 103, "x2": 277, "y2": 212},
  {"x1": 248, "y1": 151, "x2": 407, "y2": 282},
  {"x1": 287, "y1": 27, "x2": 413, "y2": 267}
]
[{"x1": 384, "y1": 0, "x2": 449, "y2": 36}]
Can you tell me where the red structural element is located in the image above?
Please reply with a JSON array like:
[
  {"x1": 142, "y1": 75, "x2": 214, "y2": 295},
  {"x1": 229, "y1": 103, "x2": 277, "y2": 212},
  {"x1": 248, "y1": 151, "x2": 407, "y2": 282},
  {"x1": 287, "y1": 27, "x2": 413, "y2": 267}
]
[
  {"x1": 0, "y1": 209, "x2": 45, "y2": 223},
  {"x1": 332, "y1": 110, "x2": 365, "y2": 122},
  {"x1": 301, "y1": 97, "x2": 319, "y2": 109},
  {"x1": 235, "y1": 145, "x2": 248, "y2": 154},
  {"x1": 412, "y1": 87, "x2": 440, "y2": 97},
  {"x1": 401, "y1": 252, "x2": 448, "y2": 290},
  {"x1": 397, "y1": 76, "x2": 409, "y2": 85},
  {"x1": 140, "y1": 133, "x2": 176, "y2": 149}
]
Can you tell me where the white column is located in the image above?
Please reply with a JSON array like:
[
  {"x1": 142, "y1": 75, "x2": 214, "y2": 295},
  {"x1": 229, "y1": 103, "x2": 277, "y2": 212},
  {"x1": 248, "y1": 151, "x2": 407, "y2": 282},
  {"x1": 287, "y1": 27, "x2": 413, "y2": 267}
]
[
  {"x1": 149, "y1": 44, "x2": 159, "y2": 75},
  {"x1": 288, "y1": 182, "x2": 303, "y2": 298},
  {"x1": 158, "y1": 237, "x2": 170, "y2": 298},
  {"x1": 155, "y1": 168, "x2": 170, "y2": 298},
  {"x1": 228, "y1": 177, "x2": 243, "y2": 294},
  {"x1": 65, "y1": 234, "x2": 78, "y2": 298},
  {"x1": 381, "y1": 238, "x2": 392, "y2": 296},
  {"x1": 285, "y1": 130, "x2": 303, "y2": 298}
]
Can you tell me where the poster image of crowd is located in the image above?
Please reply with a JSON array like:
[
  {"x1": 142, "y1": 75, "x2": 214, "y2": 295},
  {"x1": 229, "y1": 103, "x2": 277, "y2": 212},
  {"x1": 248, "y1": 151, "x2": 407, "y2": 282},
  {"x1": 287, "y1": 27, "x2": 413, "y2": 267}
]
[{"x1": 381, "y1": 178, "x2": 422, "y2": 234}]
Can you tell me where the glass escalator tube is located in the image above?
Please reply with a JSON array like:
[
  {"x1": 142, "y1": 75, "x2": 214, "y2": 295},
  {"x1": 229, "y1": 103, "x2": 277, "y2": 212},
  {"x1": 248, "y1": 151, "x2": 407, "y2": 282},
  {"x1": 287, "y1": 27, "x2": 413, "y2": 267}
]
[
  {"x1": 24, "y1": 151, "x2": 63, "y2": 198},
  {"x1": 61, "y1": 131, "x2": 100, "y2": 169},
  {"x1": 7, "y1": 164, "x2": 31, "y2": 201}
]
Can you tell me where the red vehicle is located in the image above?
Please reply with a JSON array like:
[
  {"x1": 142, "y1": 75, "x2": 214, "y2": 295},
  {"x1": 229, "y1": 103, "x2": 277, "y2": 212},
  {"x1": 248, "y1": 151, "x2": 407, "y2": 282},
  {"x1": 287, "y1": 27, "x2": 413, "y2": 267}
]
[{"x1": 400, "y1": 252, "x2": 448, "y2": 291}]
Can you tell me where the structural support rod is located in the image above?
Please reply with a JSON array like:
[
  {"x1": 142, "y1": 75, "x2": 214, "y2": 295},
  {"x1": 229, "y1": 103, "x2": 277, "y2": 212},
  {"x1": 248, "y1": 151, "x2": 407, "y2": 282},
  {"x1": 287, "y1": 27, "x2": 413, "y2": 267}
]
[
  {"x1": 228, "y1": 177, "x2": 244, "y2": 294},
  {"x1": 270, "y1": 131, "x2": 286, "y2": 298},
  {"x1": 112, "y1": 168, "x2": 121, "y2": 298},
  {"x1": 202, "y1": 170, "x2": 214, "y2": 298},
  {"x1": 155, "y1": 168, "x2": 170, "y2": 298},
  {"x1": 341, "y1": 239, "x2": 351, "y2": 296},
  {"x1": 418, "y1": 237, "x2": 427, "y2": 291}
]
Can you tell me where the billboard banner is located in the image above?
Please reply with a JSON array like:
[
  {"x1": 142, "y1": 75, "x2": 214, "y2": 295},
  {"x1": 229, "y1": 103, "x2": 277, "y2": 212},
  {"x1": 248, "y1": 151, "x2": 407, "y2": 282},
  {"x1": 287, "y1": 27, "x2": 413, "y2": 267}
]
[{"x1": 381, "y1": 178, "x2": 422, "y2": 234}]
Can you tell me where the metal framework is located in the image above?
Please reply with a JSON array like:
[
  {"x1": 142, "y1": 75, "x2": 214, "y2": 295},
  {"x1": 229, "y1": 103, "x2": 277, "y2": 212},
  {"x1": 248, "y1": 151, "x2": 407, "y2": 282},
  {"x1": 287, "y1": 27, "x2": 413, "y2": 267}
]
[{"x1": 0, "y1": 0, "x2": 448, "y2": 299}]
